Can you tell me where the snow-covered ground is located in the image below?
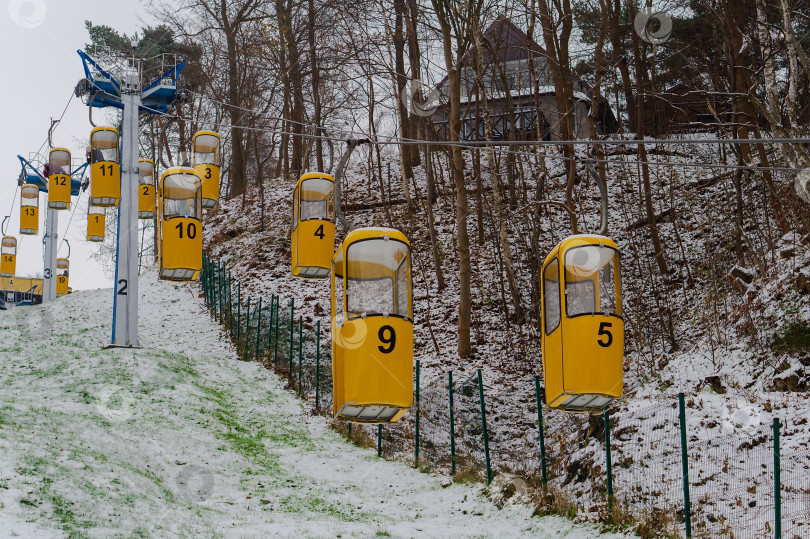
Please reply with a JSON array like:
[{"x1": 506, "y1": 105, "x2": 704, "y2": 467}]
[{"x1": 0, "y1": 273, "x2": 634, "y2": 537}]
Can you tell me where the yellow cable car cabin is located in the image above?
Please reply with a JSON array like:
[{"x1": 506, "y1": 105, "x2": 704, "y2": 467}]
[
  {"x1": 292, "y1": 173, "x2": 335, "y2": 279},
  {"x1": 89, "y1": 127, "x2": 121, "y2": 207},
  {"x1": 158, "y1": 167, "x2": 203, "y2": 281},
  {"x1": 20, "y1": 184, "x2": 39, "y2": 235},
  {"x1": 541, "y1": 235, "x2": 624, "y2": 412},
  {"x1": 192, "y1": 131, "x2": 221, "y2": 209},
  {"x1": 331, "y1": 228, "x2": 413, "y2": 423},
  {"x1": 87, "y1": 206, "x2": 105, "y2": 242},
  {"x1": 56, "y1": 258, "x2": 69, "y2": 296},
  {"x1": 1, "y1": 237, "x2": 17, "y2": 277},
  {"x1": 138, "y1": 159, "x2": 156, "y2": 219},
  {"x1": 48, "y1": 148, "x2": 71, "y2": 210}
]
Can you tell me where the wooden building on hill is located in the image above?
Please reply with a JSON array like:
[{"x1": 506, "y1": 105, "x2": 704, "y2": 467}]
[{"x1": 431, "y1": 17, "x2": 618, "y2": 141}]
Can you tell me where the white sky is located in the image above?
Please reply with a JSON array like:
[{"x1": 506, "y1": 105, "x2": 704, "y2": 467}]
[{"x1": 0, "y1": 0, "x2": 155, "y2": 290}]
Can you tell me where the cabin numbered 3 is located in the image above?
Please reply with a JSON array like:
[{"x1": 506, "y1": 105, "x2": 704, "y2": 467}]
[
  {"x1": 89, "y1": 127, "x2": 121, "y2": 207},
  {"x1": 158, "y1": 167, "x2": 203, "y2": 282},
  {"x1": 20, "y1": 184, "x2": 39, "y2": 235},
  {"x1": 138, "y1": 159, "x2": 156, "y2": 219},
  {"x1": 292, "y1": 172, "x2": 335, "y2": 279},
  {"x1": 541, "y1": 235, "x2": 624, "y2": 412},
  {"x1": 1, "y1": 237, "x2": 17, "y2": 277},
  {"x1": 48, "y1": 148, "x2": 72, "y2": 210},
  {"x1": 331, "y1": 228, "x2": 413, "y2": 424},
  {"x1": 87, "y1": 206, "x2": 105, "y2": 242},
  {"x1": 56, "y1": 258, "x2": 69, "y2": 296},
  {"x1": 192, "y1": 131, "x2": 221, "y2": 209}
]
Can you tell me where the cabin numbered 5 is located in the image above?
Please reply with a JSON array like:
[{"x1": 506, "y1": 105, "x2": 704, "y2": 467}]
[
  {"x1": 331, "y1": 228, "x2": 414, "y2": 424},
  {"x1": 158, "y1": 167, "x2": 203, "y2": 282},
  {"x1": 541, "y1": 235, "x2": 624, "y2": 412},
  {"x1": 292, "y1": 172, "x2": 335, "y2": 279}
]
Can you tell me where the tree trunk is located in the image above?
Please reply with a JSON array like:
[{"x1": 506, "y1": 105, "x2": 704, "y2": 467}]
[{"x1": 308, "y1": 0, "x2": 323, "y2": 170}]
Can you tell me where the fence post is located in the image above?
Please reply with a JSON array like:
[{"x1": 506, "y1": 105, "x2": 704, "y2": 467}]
[
  {"x1": 244, "y1": 296, "x2": 251, "y2": 359},
  {"x1": 289, "y1": 299, "x2": 295, "y2": 374},
  {"x1": 604, "y1": 408, "x2": 613, "y2": 513},
  {"x1": 315, "y1": 320, "x2": 321, "y2": 412},
  {"x1": 298, "y1": 316, "x2": 303, "y2": 388},
  {"x1": 201, "y1": 254, "x2": 207, "y2": 306},
  {"x1": 218, "y1": 260, "x2": 223, "y2": 324},
  {"x1": 227, "y1": 271, "x2": 233, "y2": 333},
  {"x1": 774, "y1": 418, "x2": 782, "y2": 539},
  {"x1": 254, "y1": 296, "x2": 263, "y2": 361},
  {"x1": 678, "y1": 393, "x2": 692, "y2": 538},
  {"x1": 236, "y1": 282, "x2": 241, "y2": 344},
  {"x1": 377, "y1": 425, "x2": 382, "y2": 457},
  {"x1": 477, "y1": 369, "x2": 492, "y2": 484},
  {"x1": 415, "y1": 360, "x2": 420, "y2": 465},
  {"x1": 448, "y1": 371, "x2": 456, "y2": 475},
  {"x1": 267, "y1": 295, "x2": 275, "y2": 351},
  {"x1": 534, "y1": 376, "x2": 548, "y2": 491},
  {"x1": 273, "y1": 297, "x2": 280, "y2": 363}
]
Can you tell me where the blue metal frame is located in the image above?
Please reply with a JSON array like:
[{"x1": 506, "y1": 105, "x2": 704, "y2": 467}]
[{"x1": 16, "y1": 156, "x2": 86, "y2": 195}]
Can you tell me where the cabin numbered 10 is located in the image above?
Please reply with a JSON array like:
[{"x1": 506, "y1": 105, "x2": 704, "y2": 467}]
[
  {"x1": 292, "y1": 172, "x2": 335, "y2": 279},
  {"x1": 541, "y1": 235, "x2": 624, "y2": 412},
  {"x1": 158, "y1": 167, "x2": 203, "y2": 282},
  {"x1": 331, "y1": 228, "x2": 414, "y2": 424}
]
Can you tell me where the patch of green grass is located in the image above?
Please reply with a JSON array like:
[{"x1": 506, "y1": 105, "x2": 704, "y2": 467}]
[{"x1": 772, "y1": 321, "x2": 810, "y2": 354}]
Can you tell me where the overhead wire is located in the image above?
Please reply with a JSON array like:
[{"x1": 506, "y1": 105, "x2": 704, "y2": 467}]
[{"x1": 139, "y1": 100, "x2": 805, "y2": 174}]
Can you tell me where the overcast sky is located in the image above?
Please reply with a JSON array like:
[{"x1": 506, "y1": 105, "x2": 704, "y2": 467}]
[{"x1": 0, "y1": 0, "x2": 156, "y2": 291}]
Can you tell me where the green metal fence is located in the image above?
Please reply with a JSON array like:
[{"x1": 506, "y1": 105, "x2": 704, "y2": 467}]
[{"x1": 201, "y1": 253, "x2": 808, "y2": 538}]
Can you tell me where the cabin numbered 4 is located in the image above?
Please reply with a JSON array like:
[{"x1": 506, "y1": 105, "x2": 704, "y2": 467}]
[
  {"x1": 292, "y1": 172, "x2": 335, "y2": 279},
  {"x1": 331, "y1": 228, "x2": 414, "y2": 424},
  {"x1": 158, "y1": 167, "x2": 203, "y2": 282},
  {"x1": 541, "y1": 235, "x2": 624, "y2": 412}
]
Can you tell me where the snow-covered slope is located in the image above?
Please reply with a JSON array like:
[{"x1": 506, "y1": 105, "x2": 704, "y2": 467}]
[{"x1": 0, "y1": 273, "x2": 633, "y2": 537}]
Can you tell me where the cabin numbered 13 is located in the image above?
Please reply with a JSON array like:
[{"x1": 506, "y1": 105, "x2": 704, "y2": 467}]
[
  {"x1": 20, "y1": 184, "x2": 39, "y2": 235},
  {"x1": 331, "y1": 228, "x2": 413, "y2": 424},
  {"x1": 192, "y1": 131, "x2": 221, "y2": 209},
  {"x1": 56, "y1": 258, "x2": 69, "y2": 296},
  {"x1": 158, "y1": 167, "x2": 202, "y2": 282},
  {"x1": 541, "y1": 235, "x2": 624, "y2": 412},
  {"x1": 48, "y1": 149, "x2": 72, "y2": 210},
  {"x1": 89, "y1": 127, "x2": 121, "y2": 207},
  {"x1": 292, "y1": 172, "x2": 335, "y2": 279},
  {"x1": 1, "y1": 237, "x2": 16, "y2": 277}
]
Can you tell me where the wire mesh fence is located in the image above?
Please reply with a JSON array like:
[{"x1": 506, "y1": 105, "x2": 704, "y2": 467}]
[{"x1": 201, "y1": 253, "x2": 806, "y2": 538}]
